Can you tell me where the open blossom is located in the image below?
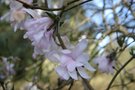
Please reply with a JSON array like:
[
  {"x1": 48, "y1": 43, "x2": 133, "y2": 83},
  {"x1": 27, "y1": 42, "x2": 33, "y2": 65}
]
[
  {"x1": 49, "y1": 39, "x2": 95, "y2": 80},
  {"x1": 23, "y1": 17, "x2": 57, "y2": 58},
  {"x1": 94, "y1": 53, "x2": 115, "y2": 74},
  {"x1": 0, "y1": 0, "x2": 40, "y2": 31}
]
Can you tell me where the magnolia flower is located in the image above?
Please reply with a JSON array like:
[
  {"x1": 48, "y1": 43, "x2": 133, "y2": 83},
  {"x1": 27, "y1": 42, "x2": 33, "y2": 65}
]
[
  {"x1": 23, "y1": 17, "x2": 57, "y2": 58},
  {"x1": 94, "y1": 53, "x2": 115, "y2": 74},
  {"x1": 0, "y1": 0, "x2": 40, "y2": 31},
  {"x1": 50, "y1": 39, "x2": 95, "y2": 80}
]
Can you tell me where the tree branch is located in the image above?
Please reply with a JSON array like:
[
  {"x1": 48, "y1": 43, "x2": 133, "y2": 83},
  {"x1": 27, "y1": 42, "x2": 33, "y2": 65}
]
[
  {"x1": 106, "y1": 56, "x2": 135, "y2": 90},
  {"x1": 82, "y1": 78, "x2": 94, "y2": 90},
  {"x1": 16, "y1": 0, "x2": 63, "y2": 11}
]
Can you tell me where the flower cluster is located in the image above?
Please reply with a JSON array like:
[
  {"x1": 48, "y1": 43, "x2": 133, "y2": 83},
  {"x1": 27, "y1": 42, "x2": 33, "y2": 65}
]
[
  {"x1": 23, "y1": 16, "x2": 95, "y2": 80},
  {"x1": 1, "y1": 0, "x2": 117, "y2": 80},
  {"x1": 22, "y1": 16, "x2": 95, "y2": 80},
  {"x1": 53, "y1": 39, "x2": 95, "y2": 80},
  {"x1": 23, "y1": 17, "x2": 56, "y2": 58},
  {"x1": 0, "y1": 0, "x2": 40, "y2": 31}
]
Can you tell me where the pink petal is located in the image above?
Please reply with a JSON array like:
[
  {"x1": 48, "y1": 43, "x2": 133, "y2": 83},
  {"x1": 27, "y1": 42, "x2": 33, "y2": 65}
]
[
  {"x1": 72, "y1": 39, "x2": 88, "y2": 58},
  {"x1": 60, "y1": 55, "x2": 72, "y2": 64},
  {"x1": 10, "y1": 0, "x2": 23, "y2": 9},
  {"x1": 55, "y1": 66, "x2": 70, "y2": 80},
  {"x1": 32, "y1": 30, "x2": 44, "y2": 42},
  {"x1": 46, "y1": 51, "x2": 60, "y2": 62},
  {"x1": 32, "y1": 47, "x2": 43, "y2": 58},
  {"x1": 76, "y1": 53, "x2": 89, "y2": 62},
  {"x1": 98, "y1": 61, "x2": 109, "y2": 73},
  {"x1": 84, "y1": 63, "x2": 95, "y2": 72},
  {"x1": 61, "y1": 50, "x2": 71, "y2": 54},
  {"x1": 94, "y1": 56, "x2": 105, "y2": 64}
]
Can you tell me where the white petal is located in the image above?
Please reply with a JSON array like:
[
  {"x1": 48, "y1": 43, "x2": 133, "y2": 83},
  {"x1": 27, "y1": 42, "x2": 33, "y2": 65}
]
[
  {"x1": 0, "y1": 12, "x2": 10, "y2": 21},
  {"x1": 67, "y1": 60, "x2": 83, "y2": 72},
  {"x1": 77, "y1": 67, "x2": 90, "y2": 79},
  {"x1": 23, "y1": 33, "x2": 28, "y2": 39},
  {"x1": 84, "y1": 63, "x2": 95, "y2": 72},
  {"x1": 55, "y1": 66, "x2": 70, "y2": 80},
  {"x1": 60, "y1": 55, "x2": 72, "y2": 64},
  {"x1": 13, "y1": 23, "x2": 19, "y2": 32},
  {"x1": 68, "y1": 70, "x2": 78, "y2": 80},
  {"x1": 66, "y1": 62, "x2": 75, "y2": 72},
  {"x1": 61, "y1": 50, "x2": 71, "y2": 54}
]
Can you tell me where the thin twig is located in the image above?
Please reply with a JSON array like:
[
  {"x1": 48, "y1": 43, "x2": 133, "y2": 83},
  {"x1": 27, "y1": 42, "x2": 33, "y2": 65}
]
[
  {"x1": 82, "y1": 78, "x2": 94, "y2": 90},
  {"x1": 54, "y1": 78, "x2": 73, "y2": 90},
  {"x1": 64, "y1": 0, "x2": 92, "y2": 12},
  {"x1": 0, "y1": 81, "x2": 6, "y2": 90},
  {"x1": 66, "y1": 0, "x2": 81, "y2": 6},
  {"x1": 16, "y1": 0, "x2": 63, "y2": 11},
  {"x1": 55, "y1": 21, "x2": 66, "y2": 49},
  {"x1": 44, "y1": 0, "x2": 48, "y2": 8},
  {"x1": 68, "y1": 80, "x2": 74, "y2": 90},
  {"x1": 106, "y1": 56, "x2": 134, "y2": 90}
]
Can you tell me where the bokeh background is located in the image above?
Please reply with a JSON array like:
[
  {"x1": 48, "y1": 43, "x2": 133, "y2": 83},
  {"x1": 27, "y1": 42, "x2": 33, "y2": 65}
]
[{"x1": 0, "y1": 0, "x2": 135, "y2": 90}]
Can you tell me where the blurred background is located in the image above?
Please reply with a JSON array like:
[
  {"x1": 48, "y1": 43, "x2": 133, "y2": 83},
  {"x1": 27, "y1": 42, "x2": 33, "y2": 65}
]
[{"x1": 0, "y1": 0, "x2": 135, "y2": 90}]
